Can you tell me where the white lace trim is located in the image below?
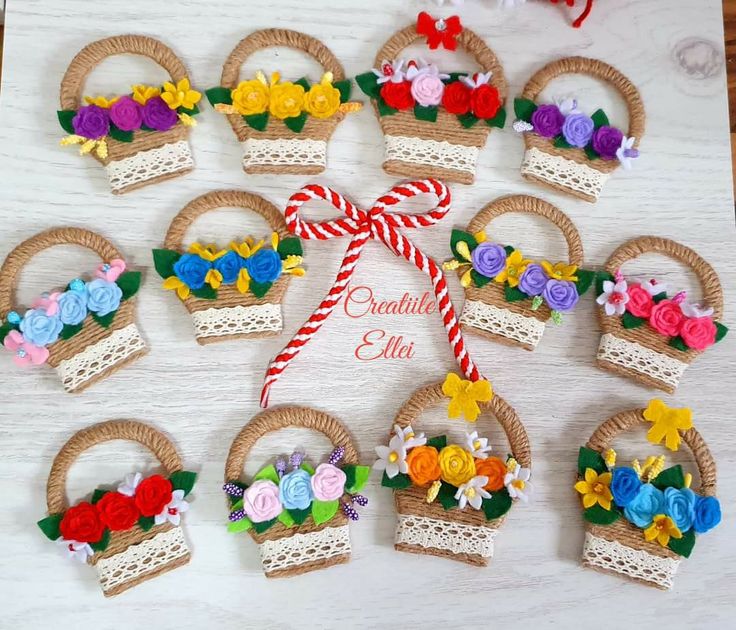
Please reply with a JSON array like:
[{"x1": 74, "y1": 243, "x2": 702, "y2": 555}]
[
  {"x1": 242, "y1": 138, "x2": 327, "y2": 169},
  {"x1": 521, "y1": 147, "x2": 609, "y2": 200},
  {"x1": 95, "y1": 527, "x2": 189, "y2": 595},
  {"x1": 597, "y1": 333, "x2": 687, "y2": 389},
  {"x1": 190, "y1": 303, "x2": 282, "y2": 340},
  {"x1": 395, "y1": 514, "x2": 497, "y2": 559},
  {"x1": 55, "y1": 323, "x2": 146, "y2": 392},
  {"x1": 582, "y1": 532, "x2": 680, "y2": 590},
  {"x1": 460, "y1": 299, "x2": 546, "y2": 348},
  {"x1": 258, "y1": 524, "x2": 351, "y2": 575},
  {"x1": 384, "y1": 135, "x2": 479, "y2": 174},
  {"x1": 106, "y1": 141, "x2": 193, "y2": 193}
]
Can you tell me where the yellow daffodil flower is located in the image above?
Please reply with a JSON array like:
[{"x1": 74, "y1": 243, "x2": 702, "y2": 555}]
[
  {"x1": 574, "y1": 468, "x2": 613, "y2": 510},
  {"x1": 84, "y1": 95, "x2": 119, "y2": 108},
  {"x1": 644, "y1": 514, "x2": 682, "y2": 547},
  {"x1": 304, "y1": 72, "x2": 341, "y2": 119},
  {"x1": 230, "y1": 236, "x2": 265, "y2": 259},
  {"x1": 541, "y1": 260, "x2": 578, "y2": 282},
  {"x1": 269, "y1": 72, "x2": 305, "y2": 120},
  {"x1": 643, "y1": 399, "x2": 693, "y2": 451},
  {"x1": 441, "y1": 373, "x2": 493, "y2": 422},
  {"x1": 603, "y1": 448, "x2": 617, "y2": 469},
  {"x1": 231, "y1": 72, "x2": 270, "y2": 116},
  {"x1": 189, "y1": 243, "x2": 226, "y2": 261},
  {"x1": 205, "y1": 269, "x2": 223, "y2": 289},
  {"x1": 163, "y1": 276, "x2": 190, "y2": 300},
  {"x1": 178, "y1": 112, "x2": 197, "y2": 127},
  {"x1": 161, "y1": 78, "x2": 201, "y2": 110},
  {"x1": 236, "y1": 268, "x2": 251, "y2": 294},
  {"x1": 495, "y1": 250, "x2": 531, "y2": 288},
  {"x1": 132, "y1": 84, "x2": 161, "y2": 105},
  {"x1": 282, "y1": 255, "x2": 305, "y2": 277}
]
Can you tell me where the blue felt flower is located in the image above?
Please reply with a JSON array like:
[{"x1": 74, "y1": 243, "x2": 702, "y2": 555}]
[
  {"x1": 693, "y1": 495, "x2": 721, "y2": 534},
  {"x1": 173, "y1": 253, "x2": 211, "y2": 290},
  {"x1": 213, "y1": 250, "x2": 244, "y2": 284},
  {"x1": 19, "y1": 308, "x2": 63, "y2": 346},
  {"x1": 278, "y1": 469, "x2": 313, "y2": 511},
  {"x1": 624, "y1": 484, "x2": 664, "y2": 528},
  {"x1": 664, "y1": 487, "x2": 696, "y2": 533},
  {"x1": 245, "y1": 249, "x2": 283, "y2": 284},
  {"x1": 57, "y1": 289, "x2": 89, "y2": 326},
  {"x1": 611, "y1": 466, "x2": 642, "y2": 508},
  {"x1": 86, "y1": 279, "x2": 122, "y2": 317}
]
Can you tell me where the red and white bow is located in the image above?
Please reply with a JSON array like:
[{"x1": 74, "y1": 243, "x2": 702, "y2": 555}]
[{"x1": 260, "y1": 179, "x2": 482, "y2": 407}]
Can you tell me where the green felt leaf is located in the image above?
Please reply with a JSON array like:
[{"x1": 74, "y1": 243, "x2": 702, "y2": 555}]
[
  {"x1": 230, "y1": 498, "x2": 244, "y2": 511},
  {"x1": 277, "y1": 510, "x2": 296, "y2": 528},
  {"x1": 482, "y1": 489, "x2": 512, "y2": 521},
  {"x1": 470, "y1": 269, "x2": 492, "y2": 288},
  {"x1": 443, "y1": 72, "x2": 466, "y2": 84},
  {"x1": 503, "y1": 245, "x2": 515, "y2": 256},
  {"x1": 668, "y1": 529, "x2": 696, "y2": 558},
  {"x1": 584, "y1": 145, "x2": 600, "y2": 161},
  {"x1": 60, "y1": 322, "x2": 84, "y2": 340},
  {"x1": 90, "y1": 529, "x2": 110, "y2": 553},
  {"x1": 178, "y1": 104, "x2": 200, "y2": 116},
  {"x1": 140, "y1": 123, "x2": 156, "y2": 132},
  {"x1": 553, "y1": 135, "x2": 572, "y2": 149},
  {"x1": 414, "y1": 104, "x2": 438, "y2": 123},
  {"x1": 169, "y1": 470, "x2": 197, "y2": 496},
  {"x1": 254, "y1": 464, "x2": 280, "y2": 484},
  {"x1": 437, "y1": 483, "x2": 458, "y2": 510},
  {"x1": 0, "y1": 322, "x2": 16, "y2": 344},
  {"x1": 575, "y1": 268, "x2": 595, "y2": 296},
  {"x1": 622, "y1": 311, "x2": 646, "y2": 329},
  {"x1": 381, "y1": 471, "x2": 411, "y2": 489},
  {"x1": 583, "y1": 504, "x2": 620, "y2": 525},
  {"x1": 669, "y1": 336, "x2": 689, "y2": 352},
  {"x1": 485, "y1": 107, "x2": 506, "y2": 129},
  {"x1": 244, "y1": 112, "x2": 269, "y2": 131},
  {"x1": 652, "y1": 465, "x2": 685, "y2": 490},
  {"x1": 312, "y1": 499, "x2": 339, "y2": 525},
  {"x1": 288, "y1": 507, "x2": 311, "y2": 525},
  {"x1": 152, "y1": 249, "x2": 181, "y2": 279},
  {"x1": 591, "y1": 108, "x2": 610, "y2": 129},
  {"x1": 513, "y1": 97, "x2": 537, "y2": 123},
  {"x1": 300, "y1": 462, "x2": 315, "y2": 475},
  {"x1": 333, "y1": 79, "x2": 352, "y2": 103},
  {"x1": 253, "y1": 518, "x2": 277, "y2": 534},
  {"x1": 277, "y1": 237, "x2": 303, "y2": 258},
  {"x1": 377, "y1": 98, "x2": 397, "y2": 116},
  {"x1": 37, "y1": 514, "x2": 62, "y2": 541},
  {"x1": 715, "y1": 322, "x2": 728, "y2": 343},
  {"x1": 228, "y1": 517, "x2": 253, "y2": 533},
  {"x1": 344, "y1": 464, "x2": 370, "y2": 493},
  {"x1": 91, "y1": 489, "x2": 109, "y2": 504},
  {"x1": 250, "y1": 281, "x2": 272, "y2": 299},
  {"x1": 458, "y1": 113, "x2": 479, "y2": 128},
  {"x1": 355, "y1": 72, "x2": 381, "y2": 99},
  {"x1": 284, "y1": 112, "x2": 307, "y2": 133},
  {"x1": 595, "y1": 271, "x2": 615, "y2": 296},
  {"x1": 108, "y1": 124, "x2": 133, "y2": 143},
  {"x1": 578, "y1": 446, "x2": 607, "y2": 476},
  {"x1": 426, "y1": 435, "x2": 447, "y2": 450},
  {"x1": 138, "y1": 516, "x2": 155, "y2": 531},
  {"x1": 294, "y1": 77, "x2": 311, "y2": 92},
  {"x1": 450, "y1": 228, "x2": 477, "y2": 259},
  {"x1": 504, "y1": 285, "x2": 528, "y2": 303},
  {"x1": 117, "y1": 271, "x2": 142, "y2": 300},
  {"x1": 58, "y1": 110, "x2": 77, "y2": 134},
  {"x1": 206, "y1": 87, "x2": 233, "y2": 106},
  {"x1": 92, "y1": 311, "x2": 116, "y2": 328},
  {"x1": 652, "y1": 291, "x2": 667, "y2": 303},
  {"x1": 191, "y1": 285, "x2": 217, "y2": 300}
]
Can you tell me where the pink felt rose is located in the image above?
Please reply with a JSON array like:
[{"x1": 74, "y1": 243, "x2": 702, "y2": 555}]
[
  {"x1": 410, "y1": 73, "x2": 445, "y2": 107},
  {"x1": 310, "y1": 463, "x2": 347, "y2": 501},
  {"x1": 626, "y1": 283, "x2": 654, "y2": 318},
  {"x1": 3, "y1": 330, "x2": 49, "y2": 367},
  {"x1": 680, "y1": 317, "x2": 717, "y2": 351},
  {"x1": 243, "y1": 479, "x2": 282, "y2": 523},
  {"x1": 95, "y1": 259, "x2": 126, "y2": 282},
  {"x1": 649, "y1": 299, "x2": 685, "y2": 337}
]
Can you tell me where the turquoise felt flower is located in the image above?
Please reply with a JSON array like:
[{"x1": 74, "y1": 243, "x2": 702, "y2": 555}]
[
  {"x1": 86, "y1": 279, "x2": 122, "y2": 317},
  {"x1": 663, "y1": 487, "x2": 696, "y2": 533},
  {"x1": 278, "y1": 469, "x2": 313, "y2": 510},
  {"x1": 213, "y1": 250, "x2": 244, "y2": 284},
  {"x1": 19, "y1": 308, "x2": 63, "y2": 346},
  {"x1": 624, "y1": 484, "x2": 664, "y2": 528},
  {"x1": 245, "y1": 249, "x2": 283, "y2": 284},
  {"x1": 693, "y1": 495, "x2": 721, "y2": 534}
]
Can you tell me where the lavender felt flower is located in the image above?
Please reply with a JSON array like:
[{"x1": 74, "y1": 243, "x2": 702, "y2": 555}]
[
  {"x1": 531, "y1": 104, "x2": 564, "y2": 138},
  {"x1": 518, "y1": 263, "x2": 548, "y2": 296},
  {"x1": 109, "y1": 96, "x2": 143, "y2": 132},
  {"x1": 142, "y1": 96, "x2": 178, "y2": 131},
  {"x1": 592, "y1": 125, "x2": 624, "y2": 160},
  {"x1": 471, "y1": 242, "x2": 506, "y2": 278},
  {"x1": 561, "y1": 113, "x2": 595, "y2": 148},
  {"x1": 542, "y1": 280, "x2": 579, "y2": 312},
  {"x1": 72, "y1": 105, "x2": 110, "y2": 140}
]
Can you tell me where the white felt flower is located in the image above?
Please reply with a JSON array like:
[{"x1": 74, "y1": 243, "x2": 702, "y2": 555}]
[
  {"x1": 394, "y1": 424, "x2": 427, "y2": 449},
  {"x1": 504, "y1": 463, "x2": 532, "y2": 503},
  {"x1": 464, "y1": 431, "x2": 492, "y2": 459},
  {"x1": 455, "y1": 476, "x2": 491, "y2": 510},
  {"x1": 374, "y1": 435, "x2": 408, "y2": 478},
  {"x1": 154, "y1": 489, "x2": 190, "y2": 526},
  {"x1": 680, "y1": 302, "x2": 714, "y2": 319},
  {"x1": 460, "y1": 71, "x2": 493, "y2": 89},
  {"x1": 117, "y1": 472, "x2": 142, "y2": 497},
  {"x1": 57, "y1": 538, "x2": 93, "y2": 563},
  {"x1": 596, "y1": 280, "x2": 629, "y2": 316},
  {"x1": 616, "y1": 136, "x2": 640, "y2": 170},
  {"x1": 555, "y1": 97, "x2": 582, "y2": 116},
  {"x1": 642, "y1": 279, "x2": 667, "y2": 296},
  {"x1": 405, "y1": 59, "x2": 449, "y2": 82},
  {"x1": 512, "y1": 120, "x2": 534, "y2": 133},
  {"x1": 372, "y1": 59, "x2": 405, "y2": 84}
]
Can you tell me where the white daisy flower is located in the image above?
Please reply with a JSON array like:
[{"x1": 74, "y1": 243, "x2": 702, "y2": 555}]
[
  {"x1": 455, "y1": 476, "x2": 491, "y2": 510},
  {"x1": 464, "y1": 431, "x2": 492, "y2": 459},
  {"x1": 374, "y1": 435, "x2": 408, "y2": 478}
]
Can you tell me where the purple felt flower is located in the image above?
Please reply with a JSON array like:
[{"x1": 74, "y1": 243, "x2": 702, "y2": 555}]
[
  {"x1": 109, "y1": 96, "x2": 143, "y2": 132},
  {"x1": 471, "y1": 242, "x2": 506, "y2": 278},
  {"x1": 542, "y1": 280, "x2": 580, "y2": 312},
  {"x1": 592, "y1": 125, "x2": 624, "y2": 160},
  {"x1": 562, "y1": 113, "x2": 595, "y2": 148},
  {"x1": 519, "y1": 263, "x2": 548, "y2": 297},
  {"x1": 72, "y1": 105, "x2": 110, "y2": 140},
  {"x1": 531, "y1": 104, "x2": 564, "y2": 138},
  {"x1": 142, "y1": 96, "x2": 178, "y2": 131}
]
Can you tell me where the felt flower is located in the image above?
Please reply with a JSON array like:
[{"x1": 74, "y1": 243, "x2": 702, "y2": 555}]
[
  {"x1": 495, "y1": 250, "x2": 531, "y2": 288},
  {"x1": 374, "y1": 435, "x2": 408, "y2": 479},
  {"x1": 561, "y1": 113, "x2": 595, "y2": 148},
  {"x1": 245, "y1": 249, "x2": 283, "y2": 284},
  {"x1": 86, "y1": 279, "x2": 122, "y2": 317},
  {"x1": 84, "y1": 95, "x2": 119, "y2": 108},
  {"x1": 592, "y1": 126, "x2": 624, "y2": 160},
  {"x1": 406, "y1": 446, "x2": 441, "y2": 486},
  {"x1": 663, "y1": 487, "x2": 696, "y2": 533},
  {"x1": 625, "y1": 283, "x2": 654, "y2": 318},
  {"x1": 142, "y1": 96, "x2": 179, "y2": 131},
  {"x1": 132, "y1": 84, "x2": 161, "y2": 105},
  {"x1": 161, "y1": 78, "x2": 201, "y2": 110},
  {"x1": 680, "y1": 317, "x2": 717, "y2": 351},
  {"x1": 231, "y1": 73, "x2": 271, "y2": 116},
  {"x1": 471, "y1": 242, "x2": 507, "y2": 279},
  {"x1": 304, "y1": 72, "x2": 341, "y2": 119},
  {"x1": 540, "y1": 261, "x2": 578, "y2": 282},
  {"x1": 59, "y1": 502, "x2": 105, "y2": 543},
  {"x1": 56, "y1": 288, "x2": 88, "y2": 326},
  {"x1": 310, "y1": 463, "x2": 346, "y2": 501},
  {"x1": 438, "y1": 445, "x2": 476, "y2": 487},
  {"x1": 442, "y1": 373, "x2": 493, "y2": 422},
  {"x1": 393, "y1": 424, "x2": 427, "y2": 449},
  {"x1": 279, "y1": 469, "x2": 314, "y2": 510},
  {"x1": 441, "y1": 81, "x2": 472, "y2": 115},
  {"x1": 455, "y1": 476, "x2": 491, "y2": 510},
  {"x1": 464, "y1": 431, "x2": 492, "y2": 459},
  {"x1": 372, "y1": 59, "x2": 405, "y2": 85},
  {"x1": 475, "y1": 457, "x2": 506, "y2": 491},
  {"x1": 117, "y1": 472, "x2": 142, "y2": 496},
  {"x1": 243, "y1": 479, "x2": 283, "y2": 523},
  {"x1": 134, "y1": 475, "x2": 173, "y2": 517},
  {"x1": 643, "y1": 399, "x2": 692, "y2": 451},
  {"x1": 518, "y1": 264, "x2": 548, "y2": 297},
  {"x1": 469, "y1": 82, "x2": 501, "y2": 120},
  {"x1": 109, "y1": 96, "x2": 143, "y2": 132},
  {"x1": 649, "y1": 299, "x2": 686, "y2": 337},
  {"x1": 380, "y1": 80, "x2": 415, "y2": 110},
  {"x1": 154, "y1": 489, "x2": 190, "y2": 526},
  {"x1": 416, "y1": 12, "x2": 463, "y2": 51},
  {"x1": 96, "y1": 491, "x2": 140, "y2": 531},
  {"x1": 269, "y1": 73, "x2": 305, "y2": 119},
  {"x1": 269, "y1": 233, "x2": 305, "y2": 277},
  {"x1": 531, "y1": 104, "x2": 564, "y2": 138},
  {"x1": 505, "y1": 461, "x2": 532, "y2": 502},
  {"x1": 611, "y1": 466, "x2": 642, "y2": 508},
  {"x1": 57, "y1": 538, "x2": 94, "y2": 563},
  {"x1": 616, "y1": 135, "x2": 640, "y2": 169},
  {"x1": 596, "y1": 279, "x2": 629, "y2": 315},
  {"x1": 19, "y1": 308, "x2": 63, "y2": 346},
  {"x1": 410, "y1": 65, "x2": 447, "y2": 107},
  {"x1": 173, "y1": 253, "x2": 212, "y2": 290},
  {"x1": 72, "y1": 104, "x2": 110, "y2": 140},
  {"x1": 624, "y1": 484, "x2": 665, "y2": 528},
  {"x1": 555, "y1": 97, "x2": 581, "y2": 116},
  {"x1": 543, "y1": 280, "x2": 579, "y2": 312},
  {"x1": 31, "y1": 292, "x2": 61, "y2": 316},
  {"x1": 644, "y1": 514, "x2": 682, "y2": 547},
  {"x1": 680, "y1": 301, "x2": 714, "y2": 319},
  {"x1": 230, "y1": 236, "x2": 265, "y2": 258},
  {"x1": 3, "y1": 330, "x2": 49, "y2": 367},
  {"x1": 642, "y1": 279, "x2": 666, "y2": 296},
  {"x1": 574, "y1": 468, "x2": 613, "y2": 510},
  {"x1": 188, "y1": 243, "x2": 227, "y2": 262},
  {"x1": 212, "y1": 250, "x2": 244, "y2": 284},
  {"x1": 693, "y1": 495, "x2": 721, "y2": 533},
  {"x1": 95, "y1": 259, "x2": 126, "y2": 282}
]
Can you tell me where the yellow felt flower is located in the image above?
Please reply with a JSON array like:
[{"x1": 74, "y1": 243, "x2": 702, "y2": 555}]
[
  {"x1": 282, "y1": 255, "x2": 305, "y2": 277},
  {"x1": 205, "y1": 269, "x2": 223, "y2": 289},
  {"x1": 189, "y1": 243, "x2": 226, "y2": 262},
  {"x1": 230, "y1": 236, "x2": 265, "y2": 258},
  {"x1": 541, "y1": 260, "x2": 578, "y2": 282},
  {"x1": 236, "y1": 268, "x2": 251, "y2": 294},
  {"x1": 269, "y1": 73, "x2": 305, "y2": 120},
  {"x1": 84, "y1": 95, "x2": 119, "y2": 108},
  {"x1": 474, "y1": 230, "x2": 487, "y2": 243},
  {"x1": 495, "y1": 250, "x2": 531, "y2": 288},
  {"x1": 231, "y1": 74, "x2": 270, "y2": 116},
  {"x1": 132, "y1": 84, "x2": 161, "y2": 105},
  {"x1": 161, "y1": 78, "x2": 201, "y2": 110},
  {"x1": 643, "y1": 399, "x2": 693, "y2": 452},
  {"x1": 442, "y1": 240, "x2": 474, "y2": 288},
  {"x1": 438, "y1": 445, "x2": 476, "y2": 486},
  {"x1": 163, "y1": 276, "x2": 190, "y2": 300},
  {"x1": 304, "y1": 72, "x2": 341, "y2": 119},
  {"x1": 574, "y1": 468, "x2": 613, "y2": 510},
  {"x1": 441, "y1": 373, "x2": 493, "y2": 422},
  {"x1": 644, "y1": 514, "x2": 682, "y2": 547}
]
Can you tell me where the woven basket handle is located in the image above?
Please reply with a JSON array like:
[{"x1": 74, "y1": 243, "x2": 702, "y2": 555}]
[
  {"x1": 466, "y1": 195, "x2": 584, "y2": 267},
  {"x1": 46, "y1": 420, "x2": 183, "y2": 514},
  {"x1": 604, "y1": 236, "x2": 723, "y2": 320},
  {"x1": 225, "y1": 407, "x2": 359, "y2": 482},
  {"x1": 60, "y1": 35, "x2": 189, "y2": 111},
  {"x1": 0, "y1": 228, "x2": 123, "y2": 320},
  {"x1": 392, "y1": 382, "x2": 532, "y2": 468},
  {"x1": 220, "y1": 29, "x2": 345, "y2": 89},
  {"x1": 374, "y1": 25, "x2": 507, "y2": 100},
  {"x1": 586, "y1": 409, "x2": 717, "y2": 496},
  {"x1": 520, "y1": 56, "x2": 645, "y2": 143},
  {"x1": 163, "y1": 190, "x2": 289, "y2": 252}
]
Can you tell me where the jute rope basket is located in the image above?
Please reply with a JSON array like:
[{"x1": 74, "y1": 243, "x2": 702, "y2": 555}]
[
  {"x1": 225, "y1": 407, "x2": 359, "y2": 577},
  {"x1": 46, "y1": 420, "x2": 192, "y2": 597},
  {"x1": 519, "y1": 56, "x2": 644, "y2": 203},
  {"x1": 374, "y1": 25, "x2": 506, "y2": 184},
  {"x1": 392, "y1": 382, "x2": 531, "y2": 566},
  {"x1": 0, "y1": 228, "x2": 147, "y2": 393},
  {"x1": 580, "y1": 409, "x2": 716, "y2": 590},
  {"x1": 60, "y1": 35, "x2": 195, "y2": 194},
  {"x1": 220, "y1": 29, "x2": 347, "y2": 175},
  {"x1": 162, "y1": 190, "x2": 292, "y2": 344},
  {"x1": 596, "y1": 237, "x2": 724, "y2": 394},
  {"x1": 459, "y1": 195, "x2": 584, "y2": 351}
]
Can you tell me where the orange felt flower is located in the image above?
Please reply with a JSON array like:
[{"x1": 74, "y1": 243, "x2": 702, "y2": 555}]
[
  {"x1": 474, "y1": 456, "x2": 507, "y2": 491},
  {"x1": 406, "y1": 446, "x2": 441, "y2": 486}
]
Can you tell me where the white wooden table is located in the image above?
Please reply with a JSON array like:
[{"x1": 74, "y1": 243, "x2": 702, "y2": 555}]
[{"x1": 0, "y1": 1, "x2": 734, "y2": 627}]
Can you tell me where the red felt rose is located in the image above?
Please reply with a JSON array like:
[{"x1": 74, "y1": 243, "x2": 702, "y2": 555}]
[
  {"x1": 380, "y1": 81, "x2": 414, "y2": 111},
  {"x1": 626, "y1": 283, "x2": 654, "y2": 318},
  {"x1": 470, "y1": 84, "x2": 501, "y2": 119},
  {"x1": 649, "y1": 299, "x2": 685, "y2": 337},
  {"x1": 680, "y1": 317, "x2": 717, "y2": 351},
  {"x1": 59, "y1": 501, "x2": 105, "y2": 543},
  {"x1": 134, "y1": 475, "x2": 173, "y2": 517},
  {"x1": 442, "y1": 81, "x2": 472, "y2": 115},
  {"x1": 96, "y1": 492, "x2": 140, "y2": 531}
]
